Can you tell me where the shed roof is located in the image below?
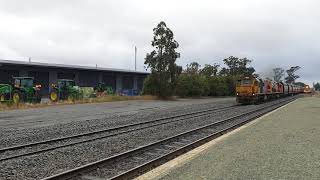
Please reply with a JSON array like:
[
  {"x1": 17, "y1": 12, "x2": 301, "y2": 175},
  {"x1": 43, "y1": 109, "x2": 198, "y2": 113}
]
[{"x1": 0, "y1": 59, "x2": 149, "y2": 75}]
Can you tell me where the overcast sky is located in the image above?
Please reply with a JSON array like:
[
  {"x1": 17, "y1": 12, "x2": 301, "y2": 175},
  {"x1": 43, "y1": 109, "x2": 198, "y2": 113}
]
[{"x1": 0, "y1": 0, "x2": 319, "y2": 84}]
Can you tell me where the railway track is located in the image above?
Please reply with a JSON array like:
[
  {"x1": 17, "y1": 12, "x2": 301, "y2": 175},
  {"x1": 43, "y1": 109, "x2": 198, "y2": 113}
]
[
  {"x1": 0, "y1": 104, "x2": 236, "y2": 162},
  {"x1": 0, "y1": 101, "x2": 234, "y2": 129},
  {"x1": 41, "y1": 97, "x2": 297, "y2": 180}
]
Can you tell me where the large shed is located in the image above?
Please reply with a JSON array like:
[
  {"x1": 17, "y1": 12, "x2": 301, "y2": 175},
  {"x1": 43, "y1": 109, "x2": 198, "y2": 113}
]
[{"x1": 0, "y1": 59, "x2": 149, "y2": 96}]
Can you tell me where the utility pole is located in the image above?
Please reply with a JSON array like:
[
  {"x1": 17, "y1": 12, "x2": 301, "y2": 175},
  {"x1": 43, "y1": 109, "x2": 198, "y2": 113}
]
[{"x1": 134, "y1": 46, "x2": 137, "y2": 71}]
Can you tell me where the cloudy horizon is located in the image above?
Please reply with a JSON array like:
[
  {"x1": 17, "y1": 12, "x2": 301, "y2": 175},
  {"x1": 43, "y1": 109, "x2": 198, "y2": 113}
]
[{"x1": 0, "y1": 0, "x2": 319, "y2": 85}]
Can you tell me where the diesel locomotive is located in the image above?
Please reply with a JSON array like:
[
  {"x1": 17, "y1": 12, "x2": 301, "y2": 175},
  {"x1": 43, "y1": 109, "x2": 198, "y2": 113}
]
[{"x1": 236, "y1": 76, "x2": 304, "y2": 104}]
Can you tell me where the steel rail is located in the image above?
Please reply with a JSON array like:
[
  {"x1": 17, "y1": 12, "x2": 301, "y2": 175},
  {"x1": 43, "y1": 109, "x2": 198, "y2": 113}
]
[
  {"x1": 0, "y1": 105, "x2": 236, "y2": 161},
  {"x1": 41, "y1": 97, "x2": 296, "y2": 180}
]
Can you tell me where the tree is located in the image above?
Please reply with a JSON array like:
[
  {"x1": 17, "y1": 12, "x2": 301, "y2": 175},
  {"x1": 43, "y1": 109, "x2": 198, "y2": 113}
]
[
  {"x1": 273, "y1": 67, "x2": 285, "y2": 82},
  {"x1": 314, "y1": 82, "x2": 320, "y2": 91},
  {"x1": 294, "y1": 82, "x2": 305, "y2": 87},
  {"x1": 144, "y1": 21, "x2": 181, "y2": 97},
  {"x1": 185, "y1": 62, "x2": 201, "y2": 75},
  {"x1": 285, "y1": 66, "x2": 301, "y2": 84},
  {"x1": 200, "y1": 63, "x2": 220, "y2": 77},
  {"x1": 208, "y1": 76, "x2": 228, "y2": 96},
  {"x1": 220, "y1": 56, "x2": 255, "y2": 76},
  {"x1": 245, "y1": 67, "x2": 256, "y2": 76},
  {"x1": 176, "y1": 73, "x2": 208, "y2": 97}
]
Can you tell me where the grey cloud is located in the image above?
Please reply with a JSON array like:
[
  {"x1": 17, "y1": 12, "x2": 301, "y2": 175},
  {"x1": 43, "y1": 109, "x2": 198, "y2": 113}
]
[{"x1": 0, "y1": 0, "x2": 319, "y2": 84}]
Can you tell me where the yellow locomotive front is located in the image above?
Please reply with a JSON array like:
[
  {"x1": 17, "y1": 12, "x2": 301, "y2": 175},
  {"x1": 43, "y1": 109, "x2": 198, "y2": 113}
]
[
  {"x1": 304, "y1": 85, "x2": 311, "y2": 93},
  {"x1": 236, "y1": 77, "x2": 260, "y2": 104}
]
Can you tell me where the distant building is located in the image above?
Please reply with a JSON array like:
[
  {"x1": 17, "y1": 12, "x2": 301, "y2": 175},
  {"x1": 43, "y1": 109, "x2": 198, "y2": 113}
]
[{"x1": 0, "y1": 59, "x2": 149, "y2": 96}]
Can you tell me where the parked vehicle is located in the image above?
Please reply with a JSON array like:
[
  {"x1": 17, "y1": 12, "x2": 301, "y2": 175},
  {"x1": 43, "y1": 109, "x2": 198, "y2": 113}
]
[
  {"x1": 50, "y1": 79, "x2": 83, "y2": 102},
  {"x1": 0, "y1": 77, "x2": 41, "y2": 104},
  {"x1": 94, "y1": 83, "x2": 114, "y2": 96}
]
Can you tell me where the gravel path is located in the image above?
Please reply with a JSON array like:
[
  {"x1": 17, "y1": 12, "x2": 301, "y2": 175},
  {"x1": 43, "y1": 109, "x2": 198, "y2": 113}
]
[{"x1": 0, "y1": 97, "x2": 294, "y2": 180}]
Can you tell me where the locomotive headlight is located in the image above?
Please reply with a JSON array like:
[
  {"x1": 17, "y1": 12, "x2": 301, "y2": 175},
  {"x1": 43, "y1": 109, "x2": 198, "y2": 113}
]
[
  {"x1": 236, "y1": 93, "x2": 239, "y2": 96},
  {"x1": 252, "y1": 93, "x2": 255, "y2": 96}
]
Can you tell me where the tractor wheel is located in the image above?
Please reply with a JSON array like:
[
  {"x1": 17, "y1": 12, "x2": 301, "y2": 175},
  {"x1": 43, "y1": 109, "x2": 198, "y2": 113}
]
[
  {"x1": 67, "y1": 95, "x2": 74, "y2": 102},
  {"x1": 50, "y1": 90, "x2": 59, "y2": 102},
  {"x1": 0, "y1": 94, "x2": 5, "y2": 102},
  {"x1": 12, "y1": 91, "x2": 22, "y2": 104}
]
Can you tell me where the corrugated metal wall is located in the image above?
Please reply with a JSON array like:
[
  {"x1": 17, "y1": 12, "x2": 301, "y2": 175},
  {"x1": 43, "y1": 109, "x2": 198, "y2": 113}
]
[
  {"x1": 28, "y1": 71, "x2": 49, "y2": 96},
  {"x1": 78, "y1": 71, "x2": 99, "y2": 87},
  {"x1": 0, "y1": 69, "x2": 19, "y2": 83},
  {"x1": 102, "y1": 72, "x2": 116, "y2": 91}
]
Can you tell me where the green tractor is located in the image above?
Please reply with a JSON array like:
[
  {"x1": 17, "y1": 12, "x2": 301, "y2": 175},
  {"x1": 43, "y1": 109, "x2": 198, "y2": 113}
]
[
  {"x1": 49, "y1": 79, "x2": 83, "y2": 102},
  {"x1": 0, "y1": 84, "x2": 12, "y2": 102},
  {"x1": 94, "y1": 82, "x2": 114, "y2": 96},
  {"x1": 0, "y1": 77, "x2": 42, "y2": 104}
]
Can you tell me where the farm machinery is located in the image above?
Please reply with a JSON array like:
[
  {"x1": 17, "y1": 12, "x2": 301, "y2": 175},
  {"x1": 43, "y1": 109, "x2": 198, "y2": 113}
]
[
  {"x1": 0, "y1": 77, "x2": 42, "y2": 104},
  {"x1": 50, "y1": 79, "x2": 83, "y2": 102},
  {"x1": 94, "y1": 83, "x2": 114, "y2": 96}
]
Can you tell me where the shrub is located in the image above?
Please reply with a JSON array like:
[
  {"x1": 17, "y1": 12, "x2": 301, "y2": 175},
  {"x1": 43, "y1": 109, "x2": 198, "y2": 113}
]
[{"x1": 176, "y1": 74, "x2": 209, "y2": 97}]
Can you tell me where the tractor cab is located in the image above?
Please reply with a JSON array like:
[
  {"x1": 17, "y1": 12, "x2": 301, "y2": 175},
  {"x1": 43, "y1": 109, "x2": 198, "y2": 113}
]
[
  {"x1": 10, "y1": 77, "x2": 41, "y2": 103},
  {"x1": 56, "y1": 79, "x2": 75, "y2": 88},
  {"x1": 13, "y1": 77, "x2": 34, "y2": 88}
]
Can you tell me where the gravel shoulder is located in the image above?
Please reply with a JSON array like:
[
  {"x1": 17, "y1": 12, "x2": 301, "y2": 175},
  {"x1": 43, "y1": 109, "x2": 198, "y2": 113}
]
[
  {"x1": 155, "y1": 97, "x2": 320, "y2": 180},
  {"x1": 0, "y1": 98, "x2": 235, "y2": 148},
  {"x1": 0, "y1": 97, "x2": 238, "y2": 179},
  {"x1": 0, "y1": 98, "x2": 234, "y2": 131}
]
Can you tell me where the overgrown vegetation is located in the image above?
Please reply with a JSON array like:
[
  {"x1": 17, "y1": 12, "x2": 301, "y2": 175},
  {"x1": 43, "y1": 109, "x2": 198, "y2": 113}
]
[
  {"x1": 143, "y1": 21, "x2": 182, "y2": 97},
  {"x1": 285, "y1": 66, "x2": 301, "y2": 84},
  {"x1": 142, "y1": 21, "x2": 256, "y2": 98},
  {"x1": 176, "y1": 58, "x2": 252, "y2": 97},
  {"x1": 142, "y1": 21, "x2": 305, "y2": 98},
  {"x1": 273, "y1": 67, "x2": 285, "y2": 82},
  {"x1": 314, "y1": 82, "x2": 320, "y2": 91}
]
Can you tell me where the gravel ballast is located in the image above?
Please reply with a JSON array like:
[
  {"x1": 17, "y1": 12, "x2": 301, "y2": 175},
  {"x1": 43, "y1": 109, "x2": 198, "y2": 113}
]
[
  {"x1": 157, "y1": 97, "x2": 320, "y2": 180},
  {"x1": 0, "y1": 97, "x2": 297, "y2": 179}
]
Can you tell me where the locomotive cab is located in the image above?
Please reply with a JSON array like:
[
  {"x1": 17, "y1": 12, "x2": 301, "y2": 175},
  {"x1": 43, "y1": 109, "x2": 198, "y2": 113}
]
[
  {"x1": 304, "y1": 85, "x2": 311, "y2": 93},
  {"x1": 236, "y1": 77, "x2": 260, "y2": 104}
]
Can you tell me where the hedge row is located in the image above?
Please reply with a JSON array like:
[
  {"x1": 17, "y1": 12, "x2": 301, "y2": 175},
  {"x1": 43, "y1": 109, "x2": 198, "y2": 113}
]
[{"x1": 143, "y1": 74, "x2": 239, "y2": 97}]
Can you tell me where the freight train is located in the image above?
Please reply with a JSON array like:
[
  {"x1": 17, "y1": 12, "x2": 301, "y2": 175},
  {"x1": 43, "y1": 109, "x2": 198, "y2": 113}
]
[
  {"x1": 303, "y1": 84, "x2": 312, "y2": 93},
  {"x1": 236, "y1": 76, "x2": 304, "y2": 104}
]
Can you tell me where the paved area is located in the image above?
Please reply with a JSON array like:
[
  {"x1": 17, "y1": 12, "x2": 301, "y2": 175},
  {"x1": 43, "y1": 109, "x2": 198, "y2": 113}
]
[{"x1": 140, "y1": 97, "x2": 320, "y2": 180}]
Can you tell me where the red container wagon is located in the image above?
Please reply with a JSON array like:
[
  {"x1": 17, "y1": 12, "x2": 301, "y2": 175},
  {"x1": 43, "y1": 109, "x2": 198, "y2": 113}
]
[{"x1": 277, "y1": 82, "x2": 284, "y2": 93}]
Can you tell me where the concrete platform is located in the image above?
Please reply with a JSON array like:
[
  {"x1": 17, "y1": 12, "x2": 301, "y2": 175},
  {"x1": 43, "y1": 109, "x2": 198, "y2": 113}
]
[{"x1": 137, "y1": 97, "x2": 320, "y2": 180}]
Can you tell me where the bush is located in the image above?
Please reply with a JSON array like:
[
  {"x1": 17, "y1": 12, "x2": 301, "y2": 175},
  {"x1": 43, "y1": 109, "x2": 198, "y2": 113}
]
[
  {"x1": 225, "y1": 76, "x2": 239, "y2": 96},
  {"x1": 208, "y1": 76, "x2": 228, "y2": 96},
  {"x1": 144, "y1": 73, "x2": 238, "y2": 98},
  {"x1": 176, "y1": 74, "x2": 209, "y2": 97},
  {"x1": 142, "y1": 74, "x2": 175, "y2": 97},
  {"x1": 142, "y1": 75, "x2": 159, "y2": 96}
]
